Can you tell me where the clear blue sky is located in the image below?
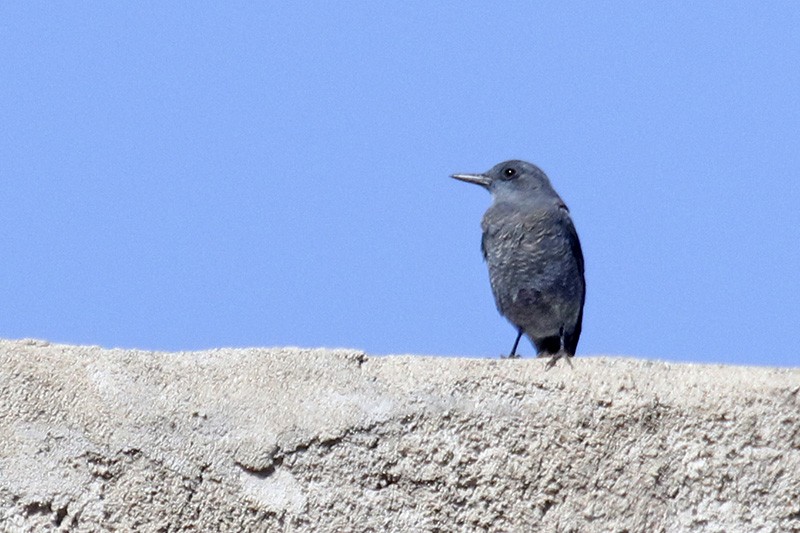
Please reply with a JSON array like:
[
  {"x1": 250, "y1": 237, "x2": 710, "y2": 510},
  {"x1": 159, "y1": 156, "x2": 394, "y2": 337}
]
[{"x1": 2, "y1": 3, "x2": 798, "y2": 366}]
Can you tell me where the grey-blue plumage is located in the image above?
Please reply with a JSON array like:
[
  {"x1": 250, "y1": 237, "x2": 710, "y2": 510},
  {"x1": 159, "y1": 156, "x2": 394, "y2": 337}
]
[{"x1": 452, "y1": 160, "x2": 585, "y2": 367}]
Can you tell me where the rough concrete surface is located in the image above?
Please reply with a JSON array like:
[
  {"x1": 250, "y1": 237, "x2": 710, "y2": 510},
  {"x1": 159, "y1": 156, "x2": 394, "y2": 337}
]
[{"x1": 0, "y1": 339, "x2": 798, "y2": 532}]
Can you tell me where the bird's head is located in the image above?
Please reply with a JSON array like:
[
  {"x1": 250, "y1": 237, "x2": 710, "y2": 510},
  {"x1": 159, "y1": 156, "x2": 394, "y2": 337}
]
[{"x1": 451, "y1": 160, "x2": 559, "y2": 205}]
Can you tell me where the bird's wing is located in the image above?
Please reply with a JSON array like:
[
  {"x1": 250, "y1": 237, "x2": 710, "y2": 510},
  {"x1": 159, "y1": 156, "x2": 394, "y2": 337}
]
[
  {"x1": 557, "y1": 204, "x2": 586, "y2": 354},
  {"x1": 559, "y1": 204, "x2": 585, "y2": 277}
]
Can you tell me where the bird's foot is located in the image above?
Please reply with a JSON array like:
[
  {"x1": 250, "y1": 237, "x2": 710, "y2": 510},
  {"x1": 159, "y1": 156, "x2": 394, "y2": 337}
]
[
  {"x1": 543, "y1": 351, "x2": 574, "y2": 371},
  {"x1": 500, "y1": 353, "x2": 521, "y2": 360}
]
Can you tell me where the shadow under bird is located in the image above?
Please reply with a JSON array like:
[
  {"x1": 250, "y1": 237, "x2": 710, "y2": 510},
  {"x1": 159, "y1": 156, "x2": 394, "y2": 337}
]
[{"x1": 451, "y1": 160, "x2": 585, "y2": 368}]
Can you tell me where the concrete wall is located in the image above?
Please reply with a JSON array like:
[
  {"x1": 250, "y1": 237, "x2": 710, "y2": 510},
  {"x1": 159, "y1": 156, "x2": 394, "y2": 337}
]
[{"x1": 1, "y1": 339, "x2": 798, "y2": 532}]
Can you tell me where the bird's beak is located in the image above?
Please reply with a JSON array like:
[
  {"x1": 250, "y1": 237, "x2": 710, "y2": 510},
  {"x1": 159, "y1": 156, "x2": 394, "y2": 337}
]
[{"x1": 451, "y1": 173, "x2": 492, "y2": 188}]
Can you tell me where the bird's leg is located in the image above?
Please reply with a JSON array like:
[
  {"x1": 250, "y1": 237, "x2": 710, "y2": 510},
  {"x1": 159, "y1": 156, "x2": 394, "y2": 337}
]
[
  {"x1": 544, "y1": 327, "x2": 574, "y2": 370},
  {"x1": 502, "y1": 328, "x2": 524, "y2": 359}
]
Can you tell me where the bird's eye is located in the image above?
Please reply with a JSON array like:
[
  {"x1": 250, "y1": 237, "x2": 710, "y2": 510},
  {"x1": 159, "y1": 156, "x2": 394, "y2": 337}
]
[{"x1": 504, "y1": 168, "x2": 516, "y2": 178}]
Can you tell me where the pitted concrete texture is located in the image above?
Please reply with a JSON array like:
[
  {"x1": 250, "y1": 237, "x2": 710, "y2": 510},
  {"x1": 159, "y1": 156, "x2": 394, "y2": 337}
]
[{"x1": 1, "y1": 338, "x2": 799, "y2": 532}]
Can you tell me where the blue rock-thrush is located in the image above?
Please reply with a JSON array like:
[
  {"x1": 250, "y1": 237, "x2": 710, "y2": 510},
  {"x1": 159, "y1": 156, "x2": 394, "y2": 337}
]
[{"x1": 452, "y1": 160, "x2": 585, "y2": 368}]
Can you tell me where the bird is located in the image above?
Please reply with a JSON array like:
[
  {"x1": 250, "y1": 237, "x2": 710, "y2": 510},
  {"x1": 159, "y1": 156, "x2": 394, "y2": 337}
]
[{"x1": 451, "y1": 160, "x2": 585, "y2": 369}]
